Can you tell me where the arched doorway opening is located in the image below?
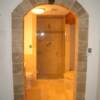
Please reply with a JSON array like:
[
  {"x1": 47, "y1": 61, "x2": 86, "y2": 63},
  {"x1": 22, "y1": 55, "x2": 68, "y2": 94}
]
[
  {"x1": 24, "y1": 4, "x2": 77, "y2": 100},
  {"x1": 12, "y1": 0, "x2": 88, "y2": 100}
]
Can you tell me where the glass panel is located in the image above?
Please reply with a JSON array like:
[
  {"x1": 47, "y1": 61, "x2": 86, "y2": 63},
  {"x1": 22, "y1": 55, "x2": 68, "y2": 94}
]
[
  {"x1": 36, "y1": 16, "x2": 65, "y2": 79},
  {"x1": 37, "y1": 32, "x2": 65, "y2": 79}
]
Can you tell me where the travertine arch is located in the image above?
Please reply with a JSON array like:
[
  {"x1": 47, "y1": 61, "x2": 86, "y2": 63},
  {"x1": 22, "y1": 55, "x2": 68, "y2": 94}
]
[{"x1": 12, "y1": 0, "x2": 89, "y2": 100}]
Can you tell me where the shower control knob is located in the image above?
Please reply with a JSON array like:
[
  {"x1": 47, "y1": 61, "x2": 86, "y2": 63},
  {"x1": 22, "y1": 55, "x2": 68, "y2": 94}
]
[{"x1": 88, "y1": 48, "x2": 92, "y2": 53}]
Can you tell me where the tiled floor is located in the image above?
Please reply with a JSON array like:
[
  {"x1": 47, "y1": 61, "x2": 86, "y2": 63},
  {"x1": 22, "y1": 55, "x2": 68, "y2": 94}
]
[{"x1": 25, "y1": 78, "x2": 75, "y2": 100}]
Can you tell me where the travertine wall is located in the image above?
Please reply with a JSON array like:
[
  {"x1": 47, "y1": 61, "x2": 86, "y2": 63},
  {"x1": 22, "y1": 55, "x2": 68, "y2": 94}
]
[
  {"x1": 24, "y1": 11, "x2": 37, "y2": 79},
  {"x1": 37, "y1": 16, "x2": 65, "y2": 78},
  {"x1": 12, "y1": 0, "x2": 88, "y2": 100}
]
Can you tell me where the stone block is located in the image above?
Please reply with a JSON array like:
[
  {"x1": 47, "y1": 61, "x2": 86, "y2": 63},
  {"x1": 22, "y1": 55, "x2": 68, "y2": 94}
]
[
  {"x1": 12, "y1": 0, "x2": 33, "y2": 17},
  {"x1": 77, "y1": 82, "x2": 86, "y2": 93},
  {"x1": 12, "y1": 4, "x2": 25, "y2": 17},
  {"x1": 55, "y1": 0, "x2": 74, "y2": 9},
  {"x1": 12, "y1": 53, "x2": 23, "y2": 63},
  {"x1": 14, "y1": 84, "x2": 24, "y2": 95},
  {"x1": 13, "y1": 72, "x2": 24, "y2": 86},
  {"x1": 77, "y1": 8, "x2": 88, "y2": 17},
  {"x1": 13, "y1": 63, "x2": 24, "y2": 74},
  {"x1": 77, "y1": 61, "x2": 87, "y2": 72},
  {"x1": 79, "y1": 29, "x2": 88, "y2": 41},
  {"x1": 78, "y1": 16, "x2": 89, "y2": 29},
  {"x1": 71, "y1": 1, "x2": 83, "y2": 12},
  {"x1": 14, "y1": 94, "x2": 24, "y2": 100},
  {"x1": 78, "y1": 53, "x2": 87, "y2": 62},
  {"x1": 77, "y1": 72, "x2": 86, "y2": 82},
  {"x1": 76, "y1": 92, "x2": 85, "y2": 100},
  {"x1": 12, "y1": 17, "x2": 23, "y2": 29}
]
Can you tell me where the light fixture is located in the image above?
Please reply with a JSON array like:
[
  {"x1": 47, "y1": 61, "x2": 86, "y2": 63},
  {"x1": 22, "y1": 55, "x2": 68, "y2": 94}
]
[
  {"x1": 32, "y1": 8, "x2": 45, "y2": 14},
  {"x1": 48, "y1": 0, "x2": 55, "y2": 4},
  {"x1": 40, "y1": 32, "x2": 45, "y2": 37}
]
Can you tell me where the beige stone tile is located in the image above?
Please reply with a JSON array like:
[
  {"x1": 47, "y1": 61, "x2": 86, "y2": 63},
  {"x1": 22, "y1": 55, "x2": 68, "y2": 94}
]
[{"x1": 55, "y1": 0, "x2": 74, "y2": 9}]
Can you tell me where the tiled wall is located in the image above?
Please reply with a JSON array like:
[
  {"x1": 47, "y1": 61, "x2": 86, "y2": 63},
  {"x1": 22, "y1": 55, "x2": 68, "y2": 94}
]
[{"x1": 37, "y1": 16, "x2": 65, "y2": 78}]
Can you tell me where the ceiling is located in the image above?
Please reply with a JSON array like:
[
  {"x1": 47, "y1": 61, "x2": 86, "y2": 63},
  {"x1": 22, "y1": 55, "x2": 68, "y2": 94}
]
[{"x1": 31, "y1": 4, "x2": 70, "y2": 16}]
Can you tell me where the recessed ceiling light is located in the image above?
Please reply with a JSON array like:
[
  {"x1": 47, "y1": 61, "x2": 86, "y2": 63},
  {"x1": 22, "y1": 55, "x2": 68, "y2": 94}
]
[{"x1": 32, "y1": 8, "x2": 45, "y2": 14}]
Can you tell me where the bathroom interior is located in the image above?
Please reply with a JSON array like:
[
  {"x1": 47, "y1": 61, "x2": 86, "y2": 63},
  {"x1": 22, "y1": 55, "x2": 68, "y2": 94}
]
[{"x1": 24, "y1": 4, "x2": 78, "y2": 100}]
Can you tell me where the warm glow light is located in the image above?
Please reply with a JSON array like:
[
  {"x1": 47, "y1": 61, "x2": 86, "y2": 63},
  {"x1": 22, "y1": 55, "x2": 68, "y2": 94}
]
[
  {"x1": 32, "y1": 8, "x2": 45, "y2": 14},
  {"x1": 40, "y1": 32, "x2": 45, "y2": 36}
]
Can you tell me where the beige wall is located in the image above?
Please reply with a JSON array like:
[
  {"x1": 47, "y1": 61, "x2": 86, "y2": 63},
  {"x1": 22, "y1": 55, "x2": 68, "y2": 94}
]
[
  {"x1": 0, "y1": 0, "x2": 100, "y2": 100},
  {"x1": 65, "y1": 24, "x2": 77, "y2": 71},
  {"x1": 70, "y1": 25, "x2": 75, "y2": 71},
  {"x1": 24, "y1": 12, "x2": 37, "y2": 79},
  {"x1": 65, "y1": 13, "x2": 77, "y2": 72},
  {"x1": 65, "y1": 24, "x2": 70, "y2": 71}
]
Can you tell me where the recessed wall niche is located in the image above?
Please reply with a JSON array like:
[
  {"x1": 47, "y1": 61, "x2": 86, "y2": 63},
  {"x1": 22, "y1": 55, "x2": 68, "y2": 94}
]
[{"x1": 12, "y1": 0, "x2": 89, "y2": 100}]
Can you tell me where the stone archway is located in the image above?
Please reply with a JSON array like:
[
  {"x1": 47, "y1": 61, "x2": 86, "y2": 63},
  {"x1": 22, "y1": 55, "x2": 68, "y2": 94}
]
[{"x1": 12, "y1": 0, "x2": 89, "y2": 100}]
